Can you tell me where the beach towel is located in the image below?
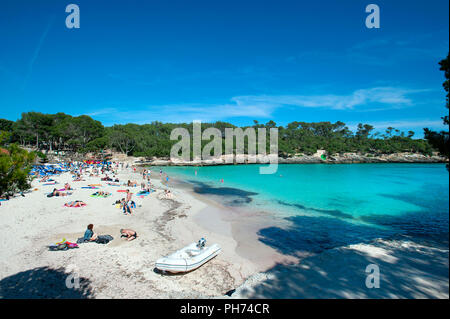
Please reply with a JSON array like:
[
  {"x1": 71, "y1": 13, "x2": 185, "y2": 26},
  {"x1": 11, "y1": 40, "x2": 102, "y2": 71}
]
[
  {"x1": 81, "y1": 186, "x2": 99, "y2": 189},
  {"x1": 49, "y1": 238, "x2": 79, "y2": 251},
  {"x1": 138, "y1": 190, "x2": 152, "y2": 198},
  {"x1": 90, "y1": 192, "x2": 111, "y2": 198},
  {"x1": 76, "y1": 237, "x2": 88, "y2": 244}
]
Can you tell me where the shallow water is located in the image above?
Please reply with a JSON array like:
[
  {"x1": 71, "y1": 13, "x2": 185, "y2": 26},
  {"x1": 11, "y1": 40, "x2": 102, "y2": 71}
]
[{"x1": 160, "y1": 164, "x2": 449, "y2": 254}]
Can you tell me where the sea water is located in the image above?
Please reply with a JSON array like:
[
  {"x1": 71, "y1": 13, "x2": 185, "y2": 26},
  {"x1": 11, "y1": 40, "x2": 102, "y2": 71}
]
[{"x1": 161, "y1": 164, "x2": 449, "y2": 254}]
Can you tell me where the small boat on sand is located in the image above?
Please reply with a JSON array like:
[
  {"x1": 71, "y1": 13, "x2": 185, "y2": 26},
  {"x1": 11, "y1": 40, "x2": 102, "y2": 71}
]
[{"x1": 155, "y1": 238, "x2": 221, "y2": 273}]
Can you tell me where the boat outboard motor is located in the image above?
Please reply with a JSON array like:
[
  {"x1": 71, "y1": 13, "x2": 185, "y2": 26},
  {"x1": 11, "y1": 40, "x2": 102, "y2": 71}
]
[{"x1": 197, "y1": 238, "x2": 206, "y2": 249}]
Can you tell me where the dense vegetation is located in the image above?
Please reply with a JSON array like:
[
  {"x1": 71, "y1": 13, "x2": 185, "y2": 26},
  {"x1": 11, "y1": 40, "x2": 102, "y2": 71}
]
[
  {"x1": 2, "y1": 54, "x2": 448, "y2": 162},
  {"x1": 424, "y1": 53, "x2": 449, "y2": 160},
  {"x1": 0, "y1": 131, "x2": 36, "y2": 197},
  {"x1": 0, "y1": 113, "x2": 438, "y2": 159}
]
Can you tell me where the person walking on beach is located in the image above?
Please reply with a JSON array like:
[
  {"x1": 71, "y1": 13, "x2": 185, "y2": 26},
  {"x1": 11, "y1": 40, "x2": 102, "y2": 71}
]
[{"x1": 120, "y1": 228, "x2": 137, "y2": 241}]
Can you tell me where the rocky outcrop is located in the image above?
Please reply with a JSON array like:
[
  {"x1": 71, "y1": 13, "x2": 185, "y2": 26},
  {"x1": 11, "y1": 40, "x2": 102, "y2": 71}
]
[{"x1": 134, "y1": 152, "x2": 447, "y2": 166}]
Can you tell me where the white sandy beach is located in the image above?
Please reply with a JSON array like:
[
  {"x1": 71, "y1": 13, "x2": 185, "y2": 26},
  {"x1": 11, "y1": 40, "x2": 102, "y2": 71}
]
[
  {"x1": 0, "y1": 167, "x2": 292, "y2": 298},
  {"x1": 0, "y1": 166, "x2": 448, "y2": 299}
]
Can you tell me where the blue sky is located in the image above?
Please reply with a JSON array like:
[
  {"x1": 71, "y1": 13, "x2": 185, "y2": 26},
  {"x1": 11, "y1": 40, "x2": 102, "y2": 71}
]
[{"x1": 0, "y1": 0, "x2": 448, "y2": 137}]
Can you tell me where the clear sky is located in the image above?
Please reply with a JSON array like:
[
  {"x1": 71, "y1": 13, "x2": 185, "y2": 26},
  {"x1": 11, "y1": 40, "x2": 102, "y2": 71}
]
[{"x1": 0, "y1": 0, "x2": 448, "y2": 136}]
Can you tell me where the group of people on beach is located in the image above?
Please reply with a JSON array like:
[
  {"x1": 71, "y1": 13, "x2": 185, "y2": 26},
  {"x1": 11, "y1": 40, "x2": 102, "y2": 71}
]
[
  {"x1": 83, "y1": 224, "x2": 137, "y2": 242},
  {"x1": 25, "y1": 161, "x2": 176, "y2": 249}
]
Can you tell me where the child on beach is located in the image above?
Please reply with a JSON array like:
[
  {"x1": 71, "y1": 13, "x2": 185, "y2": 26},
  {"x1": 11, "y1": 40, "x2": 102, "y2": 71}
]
[{"x1": 120, "y1": 228, "x2": 137, "y2": 241}]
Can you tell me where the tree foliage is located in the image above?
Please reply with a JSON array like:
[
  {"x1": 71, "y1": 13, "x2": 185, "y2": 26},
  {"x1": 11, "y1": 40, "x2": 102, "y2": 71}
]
[
  {"x1": 0, "y1": 132, "x2": 36, "y2": 197},
  {"x1": 0, "y1": 112, "x2": 441, "y2": 160},
  {"x1": 424, "y1": 53, "x2": 449, "y2": 160}
]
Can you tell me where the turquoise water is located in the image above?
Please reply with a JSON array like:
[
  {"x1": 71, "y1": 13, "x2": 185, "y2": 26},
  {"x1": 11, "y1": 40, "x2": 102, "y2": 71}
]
[{"x1": 161, "y1": 164, "x2": 449, "y2": 253}]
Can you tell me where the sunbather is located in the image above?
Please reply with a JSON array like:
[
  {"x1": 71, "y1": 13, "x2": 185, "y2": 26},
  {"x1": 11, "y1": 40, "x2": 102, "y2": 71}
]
[
  {"x1": 127, "y1": 180, "x2": 137, "y2": 187},
  {"x1": 92, "y1": 191, "x2": 110, "y2": 197},
  {"x1": 50, "y1": 188, "x2": 68, "y2": 197},
  {"x1": 65, "y1": 200, "x2": 86, "y2": 207}
]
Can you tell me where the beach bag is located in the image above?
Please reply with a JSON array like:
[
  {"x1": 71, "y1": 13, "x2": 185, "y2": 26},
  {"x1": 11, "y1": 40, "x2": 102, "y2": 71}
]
[
  {"x1": 76, "y1": 237, "x2": 88, "y2": 244},
  {"x1": 48, "y1": 242, "x2": 68, "y2": 251},
  {"x1": 96, "y1": 235, "x2": 113, "y2": 244}
]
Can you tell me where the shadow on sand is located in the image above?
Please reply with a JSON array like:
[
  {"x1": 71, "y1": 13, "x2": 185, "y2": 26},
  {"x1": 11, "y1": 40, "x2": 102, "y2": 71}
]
[
  {"x1": 188, "y1": 180, "x2": 258, "y2": 206},
  {"x1": 0, "y1": 266, "x2": 93, "y2": 299},
  {"x1": 239, "y1": 235, "x2": 449, "y2": 298},
  {"x1": 257, "y1": 215, "x2": 394, "y2": 255}
]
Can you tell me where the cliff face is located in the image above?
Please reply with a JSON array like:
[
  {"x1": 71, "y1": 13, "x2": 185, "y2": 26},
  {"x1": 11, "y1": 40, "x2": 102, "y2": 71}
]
[
  {"x1": 134, "y1": 152, "x2": 447, "y2": 166},
  {"x1": 280, "y1": 153, "x2": 447, "y2": 164}
]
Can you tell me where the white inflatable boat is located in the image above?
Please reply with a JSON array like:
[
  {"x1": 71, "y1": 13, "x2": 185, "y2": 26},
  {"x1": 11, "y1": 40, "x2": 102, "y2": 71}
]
[{"x1": 155, "y1": 238, "x2": 221, "y2": 273}]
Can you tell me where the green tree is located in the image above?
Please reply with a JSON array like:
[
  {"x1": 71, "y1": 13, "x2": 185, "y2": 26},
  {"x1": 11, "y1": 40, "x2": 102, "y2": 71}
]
[
  {"x1": 424, "y1": 53, "x2": 449, "y2": 162},
  {"x1": 0, "y1": 134, "x2": 36, "y2": 197}
]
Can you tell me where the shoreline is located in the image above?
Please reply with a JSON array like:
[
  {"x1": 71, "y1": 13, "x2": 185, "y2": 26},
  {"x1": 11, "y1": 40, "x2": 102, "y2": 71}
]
[
  {"x1": 0, "y1": 166, "x2": 294, "y2": 298},
  {"x1": 0, "y1": 165, "x2": 448, "y2": 299},
  {"x1": 132, "y1": 153, "x2": 447, "y2": 167},
  {"x1": 157, "y1": 168, "x2": 449, "y2": 299}
]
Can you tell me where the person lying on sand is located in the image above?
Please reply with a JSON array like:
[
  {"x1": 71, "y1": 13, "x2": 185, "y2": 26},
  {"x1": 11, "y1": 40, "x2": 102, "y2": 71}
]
[
  {"x1": 93, "y1": 191, "x2": 110, "y2": 197},
  {"x1": 50, "y1": 188, "x2": 69, "y2": 197},
  {"x1": 84, "y1": 224, "x2": 98, "y2": 242},
  {"x1": 65, "y1": 200, "x2": 86, "y2": 207},
  {"x1": 127, "y1": 180, "x2": 137, "y2": 187},
  {"x1": 120, "y1": 228, "x2": 137, "y2": 241}
]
